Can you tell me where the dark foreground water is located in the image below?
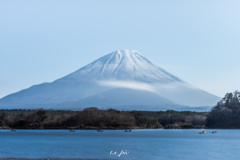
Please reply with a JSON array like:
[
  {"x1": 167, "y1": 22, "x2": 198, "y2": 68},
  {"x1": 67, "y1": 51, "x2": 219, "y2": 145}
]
[{"x1": 0, "y1": 129, "x2": 239, "y2": 160}]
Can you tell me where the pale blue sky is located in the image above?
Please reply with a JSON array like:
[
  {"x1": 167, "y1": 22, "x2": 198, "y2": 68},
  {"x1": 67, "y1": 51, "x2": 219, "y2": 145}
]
[{"x1": 0, "y1": 0, "x2": 240, "y2": 98}]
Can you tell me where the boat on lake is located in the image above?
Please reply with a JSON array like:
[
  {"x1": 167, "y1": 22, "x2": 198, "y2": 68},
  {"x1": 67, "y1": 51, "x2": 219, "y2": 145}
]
[
  {"x1": 212, "y1": 131, "x2": 217, "y2": 134},
  {"x1": 97, "y1": 129, "x2": 103, "y2": 132},
  {"x1": 125, "y1": 129, "x2": 131, "y2": 132},
  {"x1": 69, "y1": 129, "x2": 75, "y2": 132},
  {"x1": 199, "y1": 131, "x2": 206, "y2": 134}
]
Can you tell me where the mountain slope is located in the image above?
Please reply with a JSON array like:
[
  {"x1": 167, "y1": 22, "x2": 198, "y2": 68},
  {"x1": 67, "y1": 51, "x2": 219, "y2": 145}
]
[
  {"x1": 0, "y1": 49, "x2": 220, "y2": 110},
  {"x1": 56, "y1": 88, "x2": 181, "y2": 110}
]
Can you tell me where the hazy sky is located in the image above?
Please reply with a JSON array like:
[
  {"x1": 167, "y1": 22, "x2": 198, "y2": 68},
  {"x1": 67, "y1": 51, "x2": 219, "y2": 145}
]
[{"x1": 0, "y1": 0, "x2": 240, "y2": 98}]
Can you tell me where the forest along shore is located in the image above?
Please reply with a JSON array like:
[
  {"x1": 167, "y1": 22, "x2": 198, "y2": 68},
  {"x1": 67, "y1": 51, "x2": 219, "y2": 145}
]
[
  {"x1": 2, "y1": 91, "x2": 239, "y2": 129},
  {"x1": 0, "y1": 107, "x2": 208, "y2": 129}
]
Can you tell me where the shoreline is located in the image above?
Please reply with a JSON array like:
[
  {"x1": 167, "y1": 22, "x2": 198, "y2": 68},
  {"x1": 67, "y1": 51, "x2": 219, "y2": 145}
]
[
  {"x1": 0, "y1": 159, "x2": 104, "y2": 160},
  {"x1": 0, "y1": 128, "x2": 233, "y2": 130}
]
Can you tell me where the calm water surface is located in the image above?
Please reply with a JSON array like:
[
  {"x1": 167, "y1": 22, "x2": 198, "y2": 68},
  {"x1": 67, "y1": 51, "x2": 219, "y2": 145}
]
[{"x1": 0, "y1": 129, "x2": 239, "y2": 160}]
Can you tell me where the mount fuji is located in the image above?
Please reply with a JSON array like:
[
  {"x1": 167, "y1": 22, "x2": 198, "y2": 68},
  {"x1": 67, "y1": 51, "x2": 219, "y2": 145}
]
[{"x1": 0, "y1": 50, "x2": 220, "y2": 110}]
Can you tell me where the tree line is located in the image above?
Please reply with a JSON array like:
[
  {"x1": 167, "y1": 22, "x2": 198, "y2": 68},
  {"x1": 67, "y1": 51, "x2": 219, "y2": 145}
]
[
  {"x1": 0, "y1": 107, "x2": 207, "y2": 129},
  {"x1": 207, "y1": 90, "x2": 240, "y2": 128},
  {"x1": 1, "y1": 90, "x2": 239, "y2": 129}
]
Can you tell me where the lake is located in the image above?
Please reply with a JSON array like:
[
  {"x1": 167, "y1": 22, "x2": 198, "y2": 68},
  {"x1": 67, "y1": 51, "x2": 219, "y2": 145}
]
[{"x1": 0, "y1": 129, "x2": 239, "y2": 160}]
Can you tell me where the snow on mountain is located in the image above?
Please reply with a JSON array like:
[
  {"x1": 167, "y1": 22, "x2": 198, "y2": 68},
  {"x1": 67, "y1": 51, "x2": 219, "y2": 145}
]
[
  {"x1": 0, "y1": 49, "x2": 220, "y2": 110},
  {"x1": 58, "y1": 50, "x2": 182, "y2": 83}
]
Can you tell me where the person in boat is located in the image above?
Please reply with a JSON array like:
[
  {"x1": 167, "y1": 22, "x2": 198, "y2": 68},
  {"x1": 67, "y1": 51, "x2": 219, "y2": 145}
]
[
  {"x1": 97, "y1": 129, "x2": 103, "y2": 132},
  {"x1": 199, "y1": 131, "x2": 206, "y2": 134},
  {"x1": 125, "y1": 129, "x2": 131, "y2": 132}
]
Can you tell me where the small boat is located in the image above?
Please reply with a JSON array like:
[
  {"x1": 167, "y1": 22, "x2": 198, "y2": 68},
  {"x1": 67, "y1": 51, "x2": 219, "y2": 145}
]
[
  {"x1": 125, "y1": 129, "x2": 131, "y2": 132},
  {"x1": 212, "y1": 131, "x2": 217, "y2": 134},
  {"x1": 199, "y1": 131, "x2": 206, "y2": 134},
  {"x1": 69, "y1": 129, "x2": 75, "y2": 132},
  {"x1": 11, "y1": 129, "x2": 16, "y2": 132},
  {"x1": 97, "y1": 129, "x2": 103, "y2": 132}
]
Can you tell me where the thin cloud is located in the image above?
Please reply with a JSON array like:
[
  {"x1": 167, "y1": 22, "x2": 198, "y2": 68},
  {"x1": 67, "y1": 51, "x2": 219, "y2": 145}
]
[{"x1": 97, "y1": 80, "x2": 156, "y2": 92}]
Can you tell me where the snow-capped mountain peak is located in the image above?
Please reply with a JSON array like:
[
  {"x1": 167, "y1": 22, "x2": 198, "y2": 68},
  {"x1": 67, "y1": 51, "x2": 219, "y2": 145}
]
[
  {"x1": 0, "y1": 49, "x2": 220, "y2": 109},
  {"x1": 60, "y1": 49, "x2": 182, "y2": 83}
]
